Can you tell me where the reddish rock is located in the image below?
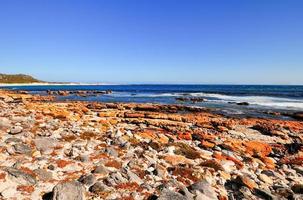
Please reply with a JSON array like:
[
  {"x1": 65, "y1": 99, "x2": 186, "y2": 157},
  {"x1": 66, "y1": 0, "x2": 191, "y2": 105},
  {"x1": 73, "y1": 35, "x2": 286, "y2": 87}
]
[
  {"x1": 177, "y1": 132, "x2": 192, "y2": 140},
  {"x1": 105, "y1": 160, "x2": 122, "y2": 169},
  {"x1": 17, "y1": 185, "x2": 35, "y2": 195},
  {"x1": 244, "y1": 141, "x2": 272, "y2": 157},
  {"x1": 56, "y1": 159, "x2": 73, "y2": 168},
  {"x1": 200, "y1": 140, "x2": 215, "y2": 148},
  {"x1": 200, "y1": 159, "x2": 224, "y2": 171}
]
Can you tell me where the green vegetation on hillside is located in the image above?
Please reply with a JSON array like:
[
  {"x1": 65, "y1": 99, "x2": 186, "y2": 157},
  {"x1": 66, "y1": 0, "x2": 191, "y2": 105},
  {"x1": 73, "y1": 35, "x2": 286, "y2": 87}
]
[{"x1": 0, "y1": 73, "x2": 42, "y2": 83}]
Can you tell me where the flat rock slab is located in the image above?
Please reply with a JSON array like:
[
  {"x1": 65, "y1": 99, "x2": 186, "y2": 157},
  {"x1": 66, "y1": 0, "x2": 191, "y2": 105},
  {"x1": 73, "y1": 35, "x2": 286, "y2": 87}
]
[{"x1": 5, "y1": 167, "x2": 37, "y2": 185}]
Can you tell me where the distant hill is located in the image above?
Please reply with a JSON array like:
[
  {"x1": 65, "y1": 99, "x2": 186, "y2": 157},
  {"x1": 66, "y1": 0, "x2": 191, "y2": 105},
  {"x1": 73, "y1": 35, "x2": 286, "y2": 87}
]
[{"x1": 0, "y1": 73, "x2": 42, "y2": 83}]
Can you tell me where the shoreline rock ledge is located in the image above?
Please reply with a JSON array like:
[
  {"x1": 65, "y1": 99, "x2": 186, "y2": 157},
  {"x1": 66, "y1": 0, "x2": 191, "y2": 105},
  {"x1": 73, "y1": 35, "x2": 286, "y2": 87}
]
[{"x1": 0, "y1": 90, "x2": 302, "y2": 199}]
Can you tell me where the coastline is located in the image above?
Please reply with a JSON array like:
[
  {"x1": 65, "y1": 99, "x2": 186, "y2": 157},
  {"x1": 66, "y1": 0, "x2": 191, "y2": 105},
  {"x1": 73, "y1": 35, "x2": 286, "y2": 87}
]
[
  {"x1": 0, "y1": 90, "x2": 302, "y2": 199},
  {"x1": 0, "y1": 82, "x2": 111, "y2": 87}
]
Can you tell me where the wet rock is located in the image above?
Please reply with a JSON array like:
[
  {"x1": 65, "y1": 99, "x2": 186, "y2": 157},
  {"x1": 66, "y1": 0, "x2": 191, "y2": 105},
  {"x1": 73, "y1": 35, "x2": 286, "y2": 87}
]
[
  {"x1": 158, "y1": 189, "x2": 187, "y2": 200},
  {"x1": 288, "y1": 112, "x2": 303, "y2": 121},
  {"x1": 52, "y1": 181, "x2": 85, "y2": 200},
  {"x1": 9, "y1": 126, "x2": 23, "y2": 134},
  {"x1": 237, "y1": 102, "x2": 249, "y2": 106},
  {"x1": 188, "y1": 180, "x2": 218, "y2": 200},
  {"x1": 5, "y1": 167, "x2": 37, "y2": 185}
]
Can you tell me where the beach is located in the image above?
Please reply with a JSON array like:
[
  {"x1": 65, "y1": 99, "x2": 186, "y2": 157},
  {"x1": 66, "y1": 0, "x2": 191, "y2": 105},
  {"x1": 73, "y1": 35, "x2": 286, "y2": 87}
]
[{"x1": 0, "y1": 89, "x2": 302, "y2": 199}]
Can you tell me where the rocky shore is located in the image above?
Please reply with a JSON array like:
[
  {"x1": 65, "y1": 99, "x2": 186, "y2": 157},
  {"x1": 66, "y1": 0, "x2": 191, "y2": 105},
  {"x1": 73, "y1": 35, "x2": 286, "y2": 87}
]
[{"x1": 0, "y1": 90, "x2": 302, "y2": 200}]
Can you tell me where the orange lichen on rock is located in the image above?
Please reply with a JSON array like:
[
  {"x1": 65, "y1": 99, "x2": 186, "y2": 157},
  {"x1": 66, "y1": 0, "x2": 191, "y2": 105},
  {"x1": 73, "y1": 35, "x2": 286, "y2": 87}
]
[
  {"x1": 56, "y1": 159, "x2": 73, "y2": 168},
  {"x1": 177, "y1": 132, "x2": 192, "y2": 140},
  {"x1": 244, "y1": 141, "x2": 272, "y2": 157},
  {"x1": 105, "y1": 160, "x2": 122, "y2": 169},
  {"x1": 17, "y1": 185, "x2": 35, "y2": 195},
  {"x1": 213, "y1": 152, "x2": 244, "y2": 169},
  {"x1": 163, "y1": 155, "x2": 194, "y2": 165},
  {"x1": 0, "y1": 172, "x2": 6, "y2": 180},
  {"x1": 115, "y1": 182, "x2": 142, "y2": 192},
  {"x1": 280, "y1": 153, "x2": 303, "y2": 165},
  {"x1": 200, "y1": 140, "x2": 215, "y2": 148}
]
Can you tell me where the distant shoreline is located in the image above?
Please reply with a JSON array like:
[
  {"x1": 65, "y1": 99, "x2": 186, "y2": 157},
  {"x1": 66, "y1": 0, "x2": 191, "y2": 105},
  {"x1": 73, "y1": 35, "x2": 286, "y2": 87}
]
[{"x1": 0, "y1": 82, "x2": 111, "y2": 87}]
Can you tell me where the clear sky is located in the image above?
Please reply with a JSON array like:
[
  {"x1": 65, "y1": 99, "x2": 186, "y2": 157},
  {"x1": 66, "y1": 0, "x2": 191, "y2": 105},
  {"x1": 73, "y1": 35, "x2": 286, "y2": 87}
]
[{"x1": 0, "y1": 0, "x2": 302, "y2": 84}]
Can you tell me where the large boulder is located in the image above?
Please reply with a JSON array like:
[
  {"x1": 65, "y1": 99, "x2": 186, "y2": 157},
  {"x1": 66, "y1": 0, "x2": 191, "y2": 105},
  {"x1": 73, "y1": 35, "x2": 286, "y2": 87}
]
[{"x1": 52, "y1": 181, "x2": 85, "y2": 200}]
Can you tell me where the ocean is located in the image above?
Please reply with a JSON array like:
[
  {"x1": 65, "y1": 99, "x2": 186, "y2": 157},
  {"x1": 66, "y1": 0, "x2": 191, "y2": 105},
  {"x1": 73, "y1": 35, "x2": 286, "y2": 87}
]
[{"x1": 2, "y1": 84, "x2": 303, "y2": 118}]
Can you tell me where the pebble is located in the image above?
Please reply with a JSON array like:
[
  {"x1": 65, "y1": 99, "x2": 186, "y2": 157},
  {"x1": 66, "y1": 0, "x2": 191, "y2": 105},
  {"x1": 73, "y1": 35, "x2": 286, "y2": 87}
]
[
  {"x1": 258, "y1": 173, "x2": 273, "y2": 184},
  {"x1": 9, "y1": 126, "x2": 23, "y2": 134}
]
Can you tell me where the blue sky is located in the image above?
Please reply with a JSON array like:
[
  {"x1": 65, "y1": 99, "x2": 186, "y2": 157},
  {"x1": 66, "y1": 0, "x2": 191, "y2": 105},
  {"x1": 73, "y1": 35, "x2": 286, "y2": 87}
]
[{"x1": 0, "y1": 0, "x2": 302, "y2": 84}]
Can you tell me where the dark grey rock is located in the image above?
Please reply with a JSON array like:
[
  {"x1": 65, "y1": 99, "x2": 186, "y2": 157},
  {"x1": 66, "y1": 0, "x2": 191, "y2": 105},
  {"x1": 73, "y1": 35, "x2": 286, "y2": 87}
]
[
  {"x1": 105, "y1": 147, "x2": 118, "y2": 158},
  {"x1": 92, "y1": 164, "x2": 109, "y2": 176},
  {"x1": 78, "y1": 174, "x2": 96, "y2": 186},
  {"x1": 5, "y1": 167, "x2": 37, "y2": 185},
  {"x1": 79, "y1": 154, "x2": 89, "y2": 162},
  {"x1": 188, "y1": 180, "x2": 218, "y2": 200},
  {"x1": 13, "y1": 143, "x2": 32, "y2": 155},
  {"x1": 89, "y1": 182, "x2": 105, "y2": 193},
  {"x1": 158, "y1": 189, "x2": 187, "y2": 200},
  {"x1": 291, "y1": 184, "x2": 303, "y2": 194},
  {"x1": 254, "y1": 188, "x2": 278, "y2": 200},
  {"x1": 48, "y1": 164, "x2": 55, "y2": 170},
  {"x1": 34, "y1": 169, "x2": 53, "y2": 181},
  {"x1": 5, "y1": 137, "x2": 22, "y2": 144}
]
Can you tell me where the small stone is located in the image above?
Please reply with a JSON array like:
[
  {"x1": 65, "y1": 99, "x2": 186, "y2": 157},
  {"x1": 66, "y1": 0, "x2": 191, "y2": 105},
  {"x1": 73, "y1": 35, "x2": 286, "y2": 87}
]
[
  {"x1": 127, "y1": 170, "x2": 143, "y2": 185},
  {"x1": 236, "y1": 175, "x2": 257, "y2": 190},
  {"x1": 105, "y1": 147, "x2": 118, "y2": 157},
  {"x1": 78, "y1": 154, "x2": 89, "y2": 162},
  {"x1": 52, "y1": 181, "x2": 85, "y2": 200},
  {"x1": 48, "y1": 165, "x2": 55, "y2": 170},
  {"x1": 78, "y1": 174, "x2": 96, "y2": 186},
  {"x1": 34, "y1": 137, "x2": 57, "y2": 154},
  {"x1": 158, "y1": 189, "x2": 187, "y2": 200},
  {"x1": 188, "y1": 180, "x2": 218, "y2": 200},
  {"x1": 5, "y1": 167, "x2": 37, "y2": 185},
  {"x1": 13, "y1": 143, "x2": 32, "y2": 155},
  {"x1": 258, "y1": 174, "x2": 273, "y2": 184},
  {"x1": 5, "y1": 137, "x2": 22, "y2": 144},
  {"x1": 9, "y1": 126, "x2": 23, "y2": 134},
  {"x1": 92, "y1": 164, "x2": 109, "y2": 176},
  {"x1": 0, "y1": 117, "x2": 11, "y2": 129},
  {"x1": 89, "y1": 182, "x2": 105, "y2": 193},
  {"x1": 254, "y1": 188, "x2": 277, "y2": 200},
  {"x1": 34, "y1": 169, "x2": 53, "y2": 181}
]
